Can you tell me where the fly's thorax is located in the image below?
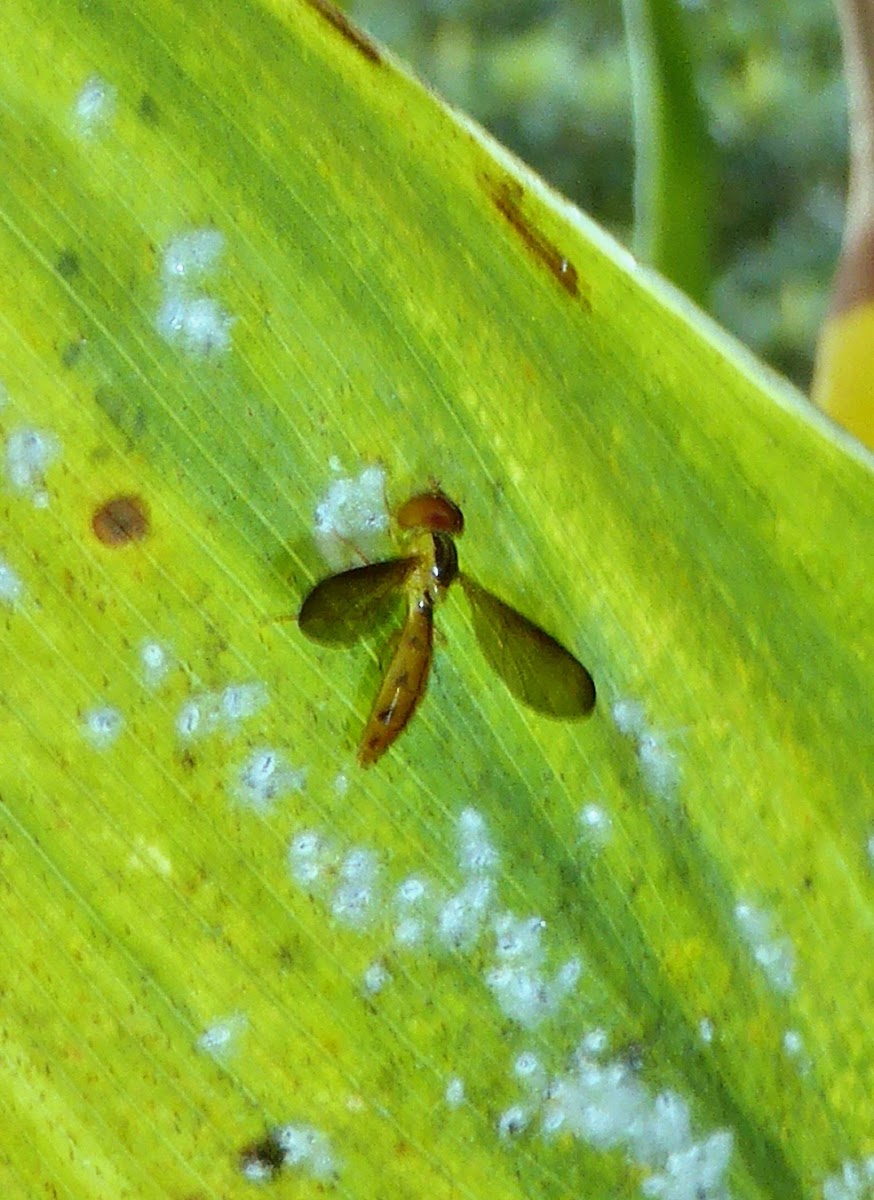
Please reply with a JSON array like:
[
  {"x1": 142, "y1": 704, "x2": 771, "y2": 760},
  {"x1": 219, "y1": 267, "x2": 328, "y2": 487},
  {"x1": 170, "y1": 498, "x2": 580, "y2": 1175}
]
[{"x1": 428, "y1": 531, "x2": 459, "y2": 601}]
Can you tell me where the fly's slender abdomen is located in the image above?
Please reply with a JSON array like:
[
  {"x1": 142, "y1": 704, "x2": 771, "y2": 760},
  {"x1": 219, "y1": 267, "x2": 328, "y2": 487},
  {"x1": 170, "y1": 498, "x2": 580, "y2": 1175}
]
[{"x1": 358, "y1": 594, "x2": 434, "y2": 766}]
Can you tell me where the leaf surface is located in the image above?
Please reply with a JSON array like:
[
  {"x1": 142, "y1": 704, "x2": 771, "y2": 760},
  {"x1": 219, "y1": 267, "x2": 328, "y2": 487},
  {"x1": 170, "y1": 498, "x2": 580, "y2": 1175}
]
[{"x1": 0, "y1": 2, "x2": 872, "y2": 1199}]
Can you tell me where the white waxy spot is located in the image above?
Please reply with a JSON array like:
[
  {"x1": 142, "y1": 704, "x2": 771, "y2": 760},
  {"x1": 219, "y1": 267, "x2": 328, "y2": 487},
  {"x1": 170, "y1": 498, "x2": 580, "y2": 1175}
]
[
  {"x1": 823, "y1": 1157, "x2": 874, "y2": 1200},
  {"x1": 556, "y1": 957, "x2": 583, "y2": 989},
  {"x1": 221, "y1": 682, "x2": 268, "y2": 723},
  {"x1": 578, "y1": 802, "x2": 612, "y2": 848},
  {"x1": 457, "y1": 807, "x2": 500, "y2": 875},
  {"x1": 543, "y1": 1050, "x2": 734, "y2": 1200},
  {"x1": 197, "y1": 1012, "x2": 247, "y2": 1058},
  {"x1": 162, "y1": 230, "x2": 225, "y2": 281},
  {"x1": 612, "y1": 698, "x2": 682, "y2": 798},
  {"x1": 445, "y1": 1077, "x2": 465, "y2": 1108},
  {"x1": 580, "y1": 1027, "x2": 609, "y2": 1057},
  {"x1": 867, "y1": 833, "x2": 874, "y2": 869},
  {"x1": 497, "y1": 1105, "x2": 530, "y2": 1140},
  {"x1": 638, "y1": 733, "x2": 680, "y2": 796},
  {"x1": 641, "y1": 1130, "x2": 734, "y2": 1199},
  {"x1": 735, "y1": 901, "x2": 795, "y2": 995},
  {"x1": 73, "y1": 74, "x2": 117, "y2": 134},
  {"x1": 274, "y1": 1123, "x2": 337, "y2": 1181},
  {"x1": 644, "y1": 1091, "x2": 693, "y2": 1161},
  {"x1": 5, "y1": 428, "x2": 60, "y2": 506},
  {"x1": 156, "y1": 294, "x2": 233, "y2": 356},
  {"x1": 437, "y1": 876, "x2": 494, "y2": 951},
  {"x1": 781, "y1": 1028, "x2": 810, "y2": 1074},
  {"x1": 235, "y1": 749, "x2": 307, "y2": 813},
  {"x1": 156, "y1": 228, "x2": 232, "y2": 358},
  {"x1": 176, "y1": 700, "x2": 202, "y2": 738},
  {"x1": 393, "y1": 875, "x2": 431, "y2": 949},
  {"x1": 313, "y1": 465, "x2": 389, "y2": 569},
  {"x1": 495, "y1": 913, "x2": 546, "y2": 963},
  {"x1": 485, "y1": 965, "x2": 549, "y2": 1028},
  {"x1": 394, "y1": 916, "x2": 425, "y2": 947},
  {"x1": 176, "y1": 682, "x2": 267, "y2": 739},
  {"x1": 363, "y1": 961, "x2": 391, "y2": 995},
  {"x1": 514, "y1": 1050, "x2": 541, "y2": 1077},
  {"x1": 540, "y1": 1107, "x2": 567, "y2": 1137},
  {"x1": 486, "y1": 914, "x2": 581, "y2": 1029},
  {"x1": 396, "y1": 875, "x2": 428, "y2": 906},
  {"x1": 288, "y1": 830, "x2": 336, "y2": 888},
  {"x1": 82, "y1": 706, "x2": 124, "y2": 748},
  {"x1": 612, "y1": 698, "x2": 647, "y2": 737},
  {"x1": 0, "y1": 556, "x2": 23, "y2": 606},
  {"x1": 331, "y1": 847, "x2": 381, "y2": 928},
  {"x1": 513, "y1": 1051, "x2": 548, "y2": 1096},
  {"x1": 139, "y1": 639, "x2": 172, "y2": 688},
  {"x1": 240, "y1": 1157, "x2": 274, "y2": 1183},
  {"x1": 334, "y1": 771, "x2": 349, "y2": 796},
  {"x1": 782, "y1": 1029, "x2": 802, "y2": 1055},
  {"x1": 698, "y1": 1017, "x2": 714, "y2": 1045},
  {"x1": 545, "y1": 1056, "x2": 645, "y2": 1146}
]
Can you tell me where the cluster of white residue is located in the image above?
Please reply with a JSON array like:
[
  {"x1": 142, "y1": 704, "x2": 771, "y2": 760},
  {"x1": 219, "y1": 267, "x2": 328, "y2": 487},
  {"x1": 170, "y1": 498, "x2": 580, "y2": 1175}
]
[
  {"x1": 286, "y1": 804, "x2": 735, "y2": 1198},
  {"x1": 155, "y1": 229, "x2": 234, "y2": 356}
]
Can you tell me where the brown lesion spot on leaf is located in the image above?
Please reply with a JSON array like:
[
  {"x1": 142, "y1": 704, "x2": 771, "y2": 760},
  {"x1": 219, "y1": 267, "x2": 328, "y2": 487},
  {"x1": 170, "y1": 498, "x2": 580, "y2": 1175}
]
[
  {"x1": 303, "y1": 0, "x2": 382, "y2": 65},
  {"x1": 92, "y1": 495, "x2": 150, "y2": 546},
  {"x1": 483, "y1": 176, "x2": 589, "y2": 306}
]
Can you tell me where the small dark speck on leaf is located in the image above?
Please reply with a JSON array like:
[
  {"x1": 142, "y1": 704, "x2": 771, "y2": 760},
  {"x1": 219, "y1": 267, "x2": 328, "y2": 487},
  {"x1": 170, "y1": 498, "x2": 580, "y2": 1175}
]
[
  {"x1": 94, "y1": 384, "x2": 148, "y2": 447},
  {"x1": 239, "y1": 1132, "x2": 285, "y2": 1181},
  {"x1": 138, "y1": 93, "x2": 159, "y2": 124},
  {"x1": 304, "y1": 0, "x2": 382, "y2": 64},
  {"x1": 61, "y1": 338, "x2": 86, "y2": 369},
  {"x1": 92, "y1": 495, "x2": 150, "y2": 546},
  {"x1": 56, "y1": 250, "x2": 81, "y2": 280}
]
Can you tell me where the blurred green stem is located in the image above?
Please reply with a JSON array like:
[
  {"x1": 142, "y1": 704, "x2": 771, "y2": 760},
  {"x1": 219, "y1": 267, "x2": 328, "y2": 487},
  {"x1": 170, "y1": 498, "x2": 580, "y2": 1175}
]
[
  {"x1": 621, "y1": 0, "x2": 714, "y2": 305},
  {"x1": 828, "y1": 0, "x2": 874, "y2": 314}
]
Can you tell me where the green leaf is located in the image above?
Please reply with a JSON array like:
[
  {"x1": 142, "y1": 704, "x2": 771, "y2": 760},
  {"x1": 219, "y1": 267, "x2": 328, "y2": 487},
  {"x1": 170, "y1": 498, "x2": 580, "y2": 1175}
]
[{"x1": 0, "y1": 2, "x2": 871, "y2": 1199}]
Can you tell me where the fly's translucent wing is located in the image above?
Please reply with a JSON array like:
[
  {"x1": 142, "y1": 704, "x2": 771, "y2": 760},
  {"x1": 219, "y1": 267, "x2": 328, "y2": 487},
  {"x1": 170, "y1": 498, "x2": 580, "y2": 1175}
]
[
  {"x1": 460, "y1": 575, "x2": 596, "y2": 718},
  {"x1": 299, "y1": 557, "x2": 416, "y2": 645}
]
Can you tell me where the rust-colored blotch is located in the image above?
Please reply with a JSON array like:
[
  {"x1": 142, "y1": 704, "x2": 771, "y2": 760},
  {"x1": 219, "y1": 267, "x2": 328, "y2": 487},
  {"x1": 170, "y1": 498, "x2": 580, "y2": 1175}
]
[
  {"x1": 395, "y1": 491, "x2": 464, "y2": 535},
  {"x1": 92, "y1": 494, "x2": 150, "y2": 546}
]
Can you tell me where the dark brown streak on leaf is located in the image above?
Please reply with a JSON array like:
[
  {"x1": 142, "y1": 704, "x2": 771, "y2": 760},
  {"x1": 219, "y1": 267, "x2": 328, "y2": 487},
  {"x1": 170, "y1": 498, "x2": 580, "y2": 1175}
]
[
  {"x1": 304, "y1": 0, "x2": 382, "y2": 65},
  {"x1": 485, "y1": 176, "x2": 588, "y2": 305}
]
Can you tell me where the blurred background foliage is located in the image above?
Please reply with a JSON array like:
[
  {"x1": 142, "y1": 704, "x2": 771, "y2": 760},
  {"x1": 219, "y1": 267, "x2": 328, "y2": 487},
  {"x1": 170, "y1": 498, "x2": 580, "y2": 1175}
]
[{"x1": 346, "y1": 0, "x2": 846, "y2": 390}]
